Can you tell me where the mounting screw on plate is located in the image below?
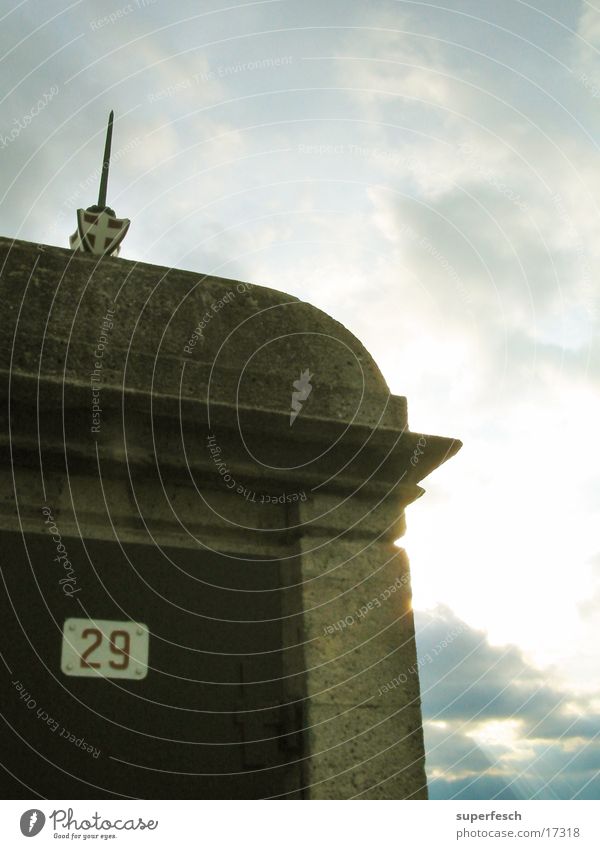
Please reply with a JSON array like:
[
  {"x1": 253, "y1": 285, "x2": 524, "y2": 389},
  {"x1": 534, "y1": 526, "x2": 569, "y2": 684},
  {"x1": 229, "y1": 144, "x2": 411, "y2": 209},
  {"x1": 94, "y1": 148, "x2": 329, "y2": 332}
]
[
  {"x1": 135, "y1": 668, "x2": 143, "y2": 676},
  {"x1": 68, "y1": 624, "x2": 75, "y2": 631},
  {"x1": 136, "y1": 628, "x2": 143, "y2": 636},
  {"x1": 66, "y1": 663, "x2": 73, "y2": 671}
]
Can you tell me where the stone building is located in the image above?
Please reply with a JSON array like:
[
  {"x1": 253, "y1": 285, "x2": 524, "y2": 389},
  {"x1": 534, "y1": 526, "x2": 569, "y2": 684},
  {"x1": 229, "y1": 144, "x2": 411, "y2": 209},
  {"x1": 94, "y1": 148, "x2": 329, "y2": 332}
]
[{"x1": 0, "y1": 236, "x2": 460, "y2": 799}]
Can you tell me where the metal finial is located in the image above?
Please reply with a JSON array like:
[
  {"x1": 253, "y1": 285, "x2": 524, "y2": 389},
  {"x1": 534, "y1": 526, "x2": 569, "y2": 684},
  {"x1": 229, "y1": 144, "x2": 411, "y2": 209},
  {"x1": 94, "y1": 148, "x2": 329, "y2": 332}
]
[
  {"x1": 97, "y1": 110, "x2": 114, "y2": 209},
  {"x1": 69, "y1": 110, "x2": 130, "y2": 257}
]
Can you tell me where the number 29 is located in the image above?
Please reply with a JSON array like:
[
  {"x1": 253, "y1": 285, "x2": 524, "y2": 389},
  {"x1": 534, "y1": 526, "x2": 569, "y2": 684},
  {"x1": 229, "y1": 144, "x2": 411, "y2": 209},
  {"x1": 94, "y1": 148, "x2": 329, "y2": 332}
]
[{"x1": 80, "y1": 628, "x2": 131, "y2": 670}]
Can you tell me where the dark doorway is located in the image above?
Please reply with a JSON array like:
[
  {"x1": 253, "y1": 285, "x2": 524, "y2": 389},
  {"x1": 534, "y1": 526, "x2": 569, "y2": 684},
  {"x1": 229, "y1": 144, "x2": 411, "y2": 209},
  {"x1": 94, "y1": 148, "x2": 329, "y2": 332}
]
[{"x1": 0, "y1": 531, "x2": 305, "y2": 799}]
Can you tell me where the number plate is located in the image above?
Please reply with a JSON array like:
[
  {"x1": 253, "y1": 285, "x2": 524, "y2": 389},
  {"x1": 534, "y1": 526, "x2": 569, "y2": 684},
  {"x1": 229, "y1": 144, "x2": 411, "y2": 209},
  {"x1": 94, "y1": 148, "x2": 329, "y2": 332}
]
[{"x1": 61, "y1": 618, "x2": 149, "y2": 680}]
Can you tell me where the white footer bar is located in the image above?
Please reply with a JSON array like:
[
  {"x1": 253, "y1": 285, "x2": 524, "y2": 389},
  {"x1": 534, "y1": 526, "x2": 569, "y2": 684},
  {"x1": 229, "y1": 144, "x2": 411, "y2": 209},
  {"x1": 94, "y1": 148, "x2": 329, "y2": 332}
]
[{"x1": 1, "y1": 799, "x2": 598, "y2": 847}]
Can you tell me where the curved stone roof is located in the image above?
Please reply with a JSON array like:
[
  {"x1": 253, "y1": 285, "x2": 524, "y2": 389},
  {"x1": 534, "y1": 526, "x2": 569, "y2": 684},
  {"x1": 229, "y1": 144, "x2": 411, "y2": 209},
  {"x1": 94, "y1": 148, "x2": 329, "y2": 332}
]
[
  {"x1": 0, "y1": 237, "x2": 405, "y2": 431},
  {"x1": 0, "y1": 237, "x2": 460, "y2": 492}
]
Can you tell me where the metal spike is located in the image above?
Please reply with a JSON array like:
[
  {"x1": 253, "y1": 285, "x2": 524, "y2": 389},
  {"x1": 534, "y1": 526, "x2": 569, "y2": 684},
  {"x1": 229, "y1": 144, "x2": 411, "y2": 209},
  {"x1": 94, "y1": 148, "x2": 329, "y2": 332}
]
[{"x1": 97, "y1": 110, "x2": 114, "y2": 209}]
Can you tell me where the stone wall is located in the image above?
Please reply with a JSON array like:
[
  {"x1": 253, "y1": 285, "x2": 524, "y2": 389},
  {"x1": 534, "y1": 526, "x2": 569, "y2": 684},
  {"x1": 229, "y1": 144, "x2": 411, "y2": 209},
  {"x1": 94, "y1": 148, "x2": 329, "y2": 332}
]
[{"x1": 0, "y1": 237, "x2": 461, "y2": 799}]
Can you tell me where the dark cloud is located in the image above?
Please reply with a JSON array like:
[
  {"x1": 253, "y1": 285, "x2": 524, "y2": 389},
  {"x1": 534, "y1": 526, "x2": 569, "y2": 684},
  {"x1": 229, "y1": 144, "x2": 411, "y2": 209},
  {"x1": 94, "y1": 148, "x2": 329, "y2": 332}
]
[
  {"x1": 415, "y1": 606, "x2": 600, "y2": 799},
  {"x1": 416, "y1": 606, "x2": 560, "y2": 722},
  {"x1": 423, "y1": 720, "x2": 494, "y2": 773},
  {"x1": 430, "y1": 773, "x2": 518, "y2": 801}
]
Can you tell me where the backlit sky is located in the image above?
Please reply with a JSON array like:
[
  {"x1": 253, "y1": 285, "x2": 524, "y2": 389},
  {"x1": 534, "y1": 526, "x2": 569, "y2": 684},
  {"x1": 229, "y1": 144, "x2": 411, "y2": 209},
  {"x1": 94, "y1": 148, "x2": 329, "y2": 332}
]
[{"x1": 1, "y1": 0, "x2": 599, "y2": 798}]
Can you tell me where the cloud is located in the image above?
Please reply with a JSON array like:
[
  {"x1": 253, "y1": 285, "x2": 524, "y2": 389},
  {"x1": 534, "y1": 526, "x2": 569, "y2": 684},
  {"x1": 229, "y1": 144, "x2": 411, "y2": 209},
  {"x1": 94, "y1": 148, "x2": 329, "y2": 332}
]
[
  {"x1": 415, "y1": 606, "x2": 600, "y2": 799},
  {"x1": 430, "y1": 769, "x2": 519, "y2": 801}
]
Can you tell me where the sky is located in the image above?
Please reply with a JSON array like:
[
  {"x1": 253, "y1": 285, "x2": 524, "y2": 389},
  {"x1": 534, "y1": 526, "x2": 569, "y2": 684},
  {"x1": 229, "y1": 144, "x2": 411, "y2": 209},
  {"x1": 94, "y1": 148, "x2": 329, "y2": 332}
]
[{"x1": 1, "y1": 0, "x2": 599, "y2": 798}]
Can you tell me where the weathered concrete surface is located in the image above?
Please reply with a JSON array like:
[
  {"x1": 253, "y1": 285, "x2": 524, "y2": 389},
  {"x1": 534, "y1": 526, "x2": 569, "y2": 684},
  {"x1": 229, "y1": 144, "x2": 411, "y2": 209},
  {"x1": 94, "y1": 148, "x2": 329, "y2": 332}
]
[{"x1": 0, "y1": 236, "x2": 461, "y2": 799}]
